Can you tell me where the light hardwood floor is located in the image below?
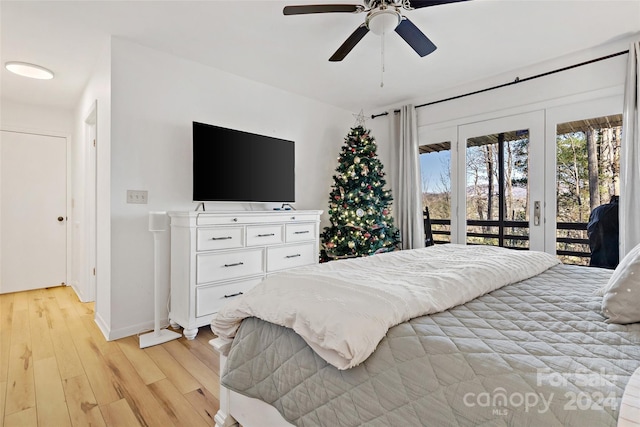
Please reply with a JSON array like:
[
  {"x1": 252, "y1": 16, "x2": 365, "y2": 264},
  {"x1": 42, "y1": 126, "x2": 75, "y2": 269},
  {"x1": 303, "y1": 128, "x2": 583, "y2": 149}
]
[{"x1": 0, "y1": 285, "x2": 220, "y2": 427}]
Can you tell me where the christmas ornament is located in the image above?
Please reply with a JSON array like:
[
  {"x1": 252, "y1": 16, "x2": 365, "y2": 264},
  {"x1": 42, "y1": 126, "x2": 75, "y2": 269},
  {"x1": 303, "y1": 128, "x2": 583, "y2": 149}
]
[
  {"x1": 352, "y1": 110, "x2": 367, "y2": 127},
  {"x1": 356, "y1": 208, "x2": 364, "y2": 218}
]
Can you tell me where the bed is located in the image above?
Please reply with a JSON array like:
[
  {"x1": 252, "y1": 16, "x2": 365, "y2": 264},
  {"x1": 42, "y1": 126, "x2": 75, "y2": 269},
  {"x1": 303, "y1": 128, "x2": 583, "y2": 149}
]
[{"x1": 209, "y1": 244, "x2": 640, "y2": 427}]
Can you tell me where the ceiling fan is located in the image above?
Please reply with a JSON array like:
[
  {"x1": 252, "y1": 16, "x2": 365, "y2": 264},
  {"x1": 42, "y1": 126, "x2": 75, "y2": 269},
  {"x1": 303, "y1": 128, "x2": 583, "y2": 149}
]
[{"x1": 283, "y1": 0, "x2": 470, "y2": 62}]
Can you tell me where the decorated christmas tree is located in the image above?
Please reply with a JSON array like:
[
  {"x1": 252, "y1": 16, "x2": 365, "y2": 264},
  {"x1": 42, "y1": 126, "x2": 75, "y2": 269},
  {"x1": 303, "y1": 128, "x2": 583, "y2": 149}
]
[{"x1": 321, "y1": 125, "x2": 400, "y2": 260}]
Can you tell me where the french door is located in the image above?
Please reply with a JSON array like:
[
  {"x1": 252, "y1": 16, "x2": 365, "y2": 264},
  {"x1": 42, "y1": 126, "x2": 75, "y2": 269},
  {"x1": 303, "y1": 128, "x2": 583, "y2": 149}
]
[
  {"x1": 420, "y1": 97, "x2": 622, "y2": 261},
  {"x1": 456, "y1": 111, "x2": 546, "y2": 251}
]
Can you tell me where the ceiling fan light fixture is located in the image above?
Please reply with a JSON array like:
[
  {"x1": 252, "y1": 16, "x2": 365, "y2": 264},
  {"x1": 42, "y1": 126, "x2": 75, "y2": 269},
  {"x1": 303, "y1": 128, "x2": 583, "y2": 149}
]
[
  {"x1": 366, "y1": 9, "x2": 401, "y2": 35},
  {"x1": 5, "y1": 61, "x2": 54, "y2": 80}
]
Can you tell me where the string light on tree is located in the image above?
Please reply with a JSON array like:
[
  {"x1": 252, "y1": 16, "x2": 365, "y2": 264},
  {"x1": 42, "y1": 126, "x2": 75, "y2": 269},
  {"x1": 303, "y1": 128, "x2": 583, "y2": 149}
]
[{"x1": 321, "y1": 123, "x2": 400, "y2": 261}]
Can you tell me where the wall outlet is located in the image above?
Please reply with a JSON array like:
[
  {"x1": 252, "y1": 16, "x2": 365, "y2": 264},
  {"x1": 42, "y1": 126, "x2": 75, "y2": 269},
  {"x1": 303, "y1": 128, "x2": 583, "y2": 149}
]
[{"x1": 127, "y1": 190, "x2": 148, "y2": 204}]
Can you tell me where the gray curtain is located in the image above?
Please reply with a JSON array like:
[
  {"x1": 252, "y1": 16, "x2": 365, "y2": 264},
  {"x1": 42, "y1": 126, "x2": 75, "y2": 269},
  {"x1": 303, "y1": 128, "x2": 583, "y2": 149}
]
[
  {"x1": 621, "y1": 41, "x2": 640, "y2": 257},
  {"x1": 390, "y1": 105, "x2": 425, "y2": 250}
]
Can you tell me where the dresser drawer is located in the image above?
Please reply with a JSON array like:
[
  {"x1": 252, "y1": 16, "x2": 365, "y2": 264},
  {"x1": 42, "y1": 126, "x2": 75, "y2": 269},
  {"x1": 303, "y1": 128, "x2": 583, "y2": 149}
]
[
  {"x1": 284, "y1": 213, "x2": 321, "y2": 223},
  {"x1": 267, "y1": 243, "x2": 316, "y2": 272},
  {"x1": 285, "y1": 223, "x2": 316, "y2": 243},
  {"x1": 197, "y1": 227, "x2": 244, "y2": 251},
  {"x1": 196, "y1": 277, "x2": 262, "y2": 317},
  {"x1": 196, "y1": 249, "x2": 264, "y2": 284},
  {"x1": 246, "y1": 224, "x2": 284, "y2": 246},
  {"x1": 198, "y1": 215, "x2": 276, "y2": 225},
  {"x1": 196, "y1": 212, "x2": 321, "y2": 226}
]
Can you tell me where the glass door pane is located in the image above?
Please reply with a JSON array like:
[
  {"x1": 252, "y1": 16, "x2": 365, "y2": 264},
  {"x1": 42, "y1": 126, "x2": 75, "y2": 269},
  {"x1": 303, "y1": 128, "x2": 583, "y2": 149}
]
[
  {"x1": 555, "y1": 114, "x2": 622, "y2": 266},
  {"x1": 458, "y1": 111, "x2": 544, "y2": 251},
  {"x1": 465, "y1": 130, "x2": 530, "y2": 249},
  {"x1": 419, "y1": 143, "x2": 451, "y2": 244}
]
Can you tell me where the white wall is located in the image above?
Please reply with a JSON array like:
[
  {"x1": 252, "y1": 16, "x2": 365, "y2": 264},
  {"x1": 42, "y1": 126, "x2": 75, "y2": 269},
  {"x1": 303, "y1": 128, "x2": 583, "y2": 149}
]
[
  {"x1": 370, "y1": 39, "x2": 632, "y2": 136},
  {"x1": 366, "y1": 38, "x2": 634, "y2": 248},
  {"x1": 0, "y1": 100, "x2": 73, "y2": 134},
  {"x1": 106, "y1": 38, "x2": 353, "y2": 339}
]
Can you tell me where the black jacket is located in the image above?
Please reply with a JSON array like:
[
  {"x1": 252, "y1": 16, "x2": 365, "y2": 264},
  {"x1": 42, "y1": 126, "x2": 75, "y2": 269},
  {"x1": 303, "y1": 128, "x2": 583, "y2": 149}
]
[{"x1": 587, "y1": 197, "x2": 619, "y2": 269}]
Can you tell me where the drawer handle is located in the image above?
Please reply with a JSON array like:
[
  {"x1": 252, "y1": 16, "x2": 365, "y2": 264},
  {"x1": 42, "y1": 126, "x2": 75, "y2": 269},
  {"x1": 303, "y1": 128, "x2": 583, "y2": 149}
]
[
  {"x1": 224, "y1": 292, "x2": 244, "y2": 298},
  {"x1": 257, "y1": 233, "x2": 275, "y2": 237},
  {"x1": 293, "y1": 231, "x2": 309, "y2": 234},
  {"x1": 223, "y1": 262, "x2": 244, "y2": 267},
  {"x1": 285, "y1": 254, "x2": 301, "y2": 259},
  {"x1": 211, "y1": 236, "x2": 232, "y2": 241}
]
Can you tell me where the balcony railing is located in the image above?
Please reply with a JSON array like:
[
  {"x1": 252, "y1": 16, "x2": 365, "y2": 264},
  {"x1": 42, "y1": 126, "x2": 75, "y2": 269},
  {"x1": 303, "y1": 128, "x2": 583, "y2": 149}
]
[
  {"x1": 555, "y1": 222, "x2": 590, "y2": 259},
  {"x1": 423, "y1": 212, "x2": 591, "y2": 263}
]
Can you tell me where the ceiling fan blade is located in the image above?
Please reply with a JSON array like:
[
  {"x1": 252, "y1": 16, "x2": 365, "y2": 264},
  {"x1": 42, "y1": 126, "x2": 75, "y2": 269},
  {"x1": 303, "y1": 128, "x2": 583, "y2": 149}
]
[
  {"x1": 329, "y1": 24, "x2": 369, "y2": 62},
  {"x1": 283, "y1": 4, "x2": 362, "y2": 15},
  {"x1": 395, "y1": 18, "x2": 437, "y2": 57},
  {"x1": 407, "y1": 0, "x2": 470, "y2": 9}
]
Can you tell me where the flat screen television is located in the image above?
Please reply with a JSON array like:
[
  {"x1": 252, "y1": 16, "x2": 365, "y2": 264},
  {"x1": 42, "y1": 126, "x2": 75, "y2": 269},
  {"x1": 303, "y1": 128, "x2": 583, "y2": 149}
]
[{"x1": 192, "y1": 121, "x2": 295, "y2": 203}]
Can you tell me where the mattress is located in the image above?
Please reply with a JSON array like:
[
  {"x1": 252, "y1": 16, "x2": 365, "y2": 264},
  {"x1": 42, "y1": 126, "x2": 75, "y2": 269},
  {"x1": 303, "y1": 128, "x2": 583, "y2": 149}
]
[{"x1": 221, "y1": 264, "x2": 640, "y2": 427}]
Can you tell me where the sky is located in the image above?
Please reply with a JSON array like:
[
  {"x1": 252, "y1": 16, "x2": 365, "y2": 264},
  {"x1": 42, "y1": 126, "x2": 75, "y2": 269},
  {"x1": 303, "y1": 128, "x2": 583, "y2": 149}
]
[{"x1": 420, "y1": 150, "x2": 450, "y2": 194}]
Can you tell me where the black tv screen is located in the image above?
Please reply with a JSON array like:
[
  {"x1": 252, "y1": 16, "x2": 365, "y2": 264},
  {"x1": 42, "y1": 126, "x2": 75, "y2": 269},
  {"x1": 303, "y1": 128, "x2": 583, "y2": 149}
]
[{"x1": 193, "y1": 122, "x2": 295, "y2": 202}]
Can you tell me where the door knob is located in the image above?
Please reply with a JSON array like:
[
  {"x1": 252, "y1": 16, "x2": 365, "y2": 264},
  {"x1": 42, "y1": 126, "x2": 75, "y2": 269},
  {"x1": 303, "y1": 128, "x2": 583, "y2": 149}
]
[{"x1": 57, "y1": 216, "x2": 64, "y2": 222}]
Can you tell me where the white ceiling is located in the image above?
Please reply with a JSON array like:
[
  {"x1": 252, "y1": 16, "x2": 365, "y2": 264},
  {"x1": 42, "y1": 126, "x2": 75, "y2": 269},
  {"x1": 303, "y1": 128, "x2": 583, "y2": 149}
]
[{"x1": 2, "y1": 0, "x2": 640, "y2": 113}]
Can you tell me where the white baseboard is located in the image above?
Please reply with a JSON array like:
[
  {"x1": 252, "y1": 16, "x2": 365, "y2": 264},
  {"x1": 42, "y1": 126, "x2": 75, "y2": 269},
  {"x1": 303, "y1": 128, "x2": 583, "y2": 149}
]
[
  {"x1": 103, "y1": 318, "x2": 175, "y2": 341},
  {"x1": 94, "y1": 312, "x2": 177, "y2": 342},
  {"x1": 69, "y1": 281, "x2": 88, "y2": 303},
  {"x1": 94, "y1": 312, "x2": 110, "y2": 341}
]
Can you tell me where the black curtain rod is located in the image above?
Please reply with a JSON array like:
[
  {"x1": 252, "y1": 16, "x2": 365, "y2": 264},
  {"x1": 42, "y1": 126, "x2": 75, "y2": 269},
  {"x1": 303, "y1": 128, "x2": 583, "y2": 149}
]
[{"x1": 371, "y1": 49, "x2": 629, "y2": 120}]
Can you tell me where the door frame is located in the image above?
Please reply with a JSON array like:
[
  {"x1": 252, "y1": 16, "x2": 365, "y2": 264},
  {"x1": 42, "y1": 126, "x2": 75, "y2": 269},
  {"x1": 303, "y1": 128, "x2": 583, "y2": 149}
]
[
  {"x1": 0, "y1": 125, "x2": 72, "y2": 290},
  {"x1": 456, "y1": 111, "x2": 546, "y2": 251},
  {"x1": 85, "y1": 102, "x2": 98, "y2": 302}
]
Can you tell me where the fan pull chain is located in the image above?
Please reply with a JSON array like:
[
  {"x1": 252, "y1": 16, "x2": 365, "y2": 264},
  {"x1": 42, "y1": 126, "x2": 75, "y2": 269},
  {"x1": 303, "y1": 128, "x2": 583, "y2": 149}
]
[{"x1": 380, "y1": 31, "x2": 385, "y2": 88}]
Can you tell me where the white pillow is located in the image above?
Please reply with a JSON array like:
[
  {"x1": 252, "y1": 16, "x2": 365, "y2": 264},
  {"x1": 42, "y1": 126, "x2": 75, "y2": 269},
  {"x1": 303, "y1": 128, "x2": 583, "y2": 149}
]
[{"x1": 601, "y1": 242, "x2": 640, "y2": 324}]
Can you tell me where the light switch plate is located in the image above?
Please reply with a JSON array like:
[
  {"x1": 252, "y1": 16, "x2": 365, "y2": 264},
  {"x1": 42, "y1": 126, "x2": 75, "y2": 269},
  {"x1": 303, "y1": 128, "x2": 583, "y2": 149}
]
[{"x1": 127, "y1": 190, "x2": 148, "y2": 204}]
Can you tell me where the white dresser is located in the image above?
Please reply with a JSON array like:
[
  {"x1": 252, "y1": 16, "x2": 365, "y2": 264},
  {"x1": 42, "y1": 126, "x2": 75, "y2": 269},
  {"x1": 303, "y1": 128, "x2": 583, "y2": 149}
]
[{"x1": 168, "y1": 210, "x2": 322, "y2": 339}]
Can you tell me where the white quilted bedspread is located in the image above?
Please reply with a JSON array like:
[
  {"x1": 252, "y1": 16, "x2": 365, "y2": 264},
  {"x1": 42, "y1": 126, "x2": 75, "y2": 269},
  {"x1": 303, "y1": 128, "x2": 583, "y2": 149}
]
[{"x1": 210, "y1": 244, "x2": 560, "y2": 369}]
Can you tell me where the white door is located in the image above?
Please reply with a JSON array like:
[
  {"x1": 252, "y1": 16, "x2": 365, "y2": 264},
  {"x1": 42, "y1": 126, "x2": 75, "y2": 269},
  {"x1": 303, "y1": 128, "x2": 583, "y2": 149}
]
[
  {"x1": 457, "y1": 111, "x2": 546, "y2": 252},
  {"x1": 1, "y1": 130, "x2": 67, "y2": 293}
]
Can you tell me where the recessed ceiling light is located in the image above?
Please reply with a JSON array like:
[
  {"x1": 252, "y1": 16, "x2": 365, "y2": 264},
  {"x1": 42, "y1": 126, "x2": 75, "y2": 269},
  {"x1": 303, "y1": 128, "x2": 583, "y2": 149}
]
[{"x1": 5, "y1": 61, "x2": 54, "y2": 80}]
